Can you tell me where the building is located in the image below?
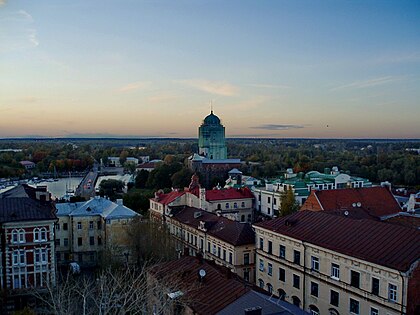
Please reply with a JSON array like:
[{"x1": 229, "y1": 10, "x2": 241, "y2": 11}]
[
  {"x1": 407, "y1": 192, "x2": 420, "y2": 213},
  {"x1": 301, "y1": 186, "x2": 401, "y2": 220},
  {"x1": 149, "y1": 176, "x2": 255, "y2": 223},
  {"x1": 253, "y1": 211, "x2": 420, "y2": 315},
  {"x1": 198, "y1": 110, "x2": 227, "y2": 160},
  {"x1": 166, "y1": 206, "x2": 255, "y2": 282},
  {"x1": 147, "y1": 255, "x2": 308, "y2": 315},
  {"x1": 108, "y1": 156, "x2": 139, "y2": 167},
  {"x1": 189, "y1": 111, "x2": 242, "y2": 188},
  {"x1": 0, "y1": 185, "x2": 57, "y2": 311},
  {"x1": 55, "y1": 197, "x2": 139, "y2": 268},
  {"x1": 225, "y1": 168, "x2": 261, "y2": 189},
  {"x1": 253, "y1": 167, "x2": 372, "y2": 218},
  {"x1": 19, "y1": 160, "x2": 36, "y2": 170}
]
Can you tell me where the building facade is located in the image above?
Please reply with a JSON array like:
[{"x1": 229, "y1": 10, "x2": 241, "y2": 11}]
[
  {"x1": 55, "y1": 197, "x2": 139, "y2": 267},
  {"x1": 253, "y1": 211, "x2": 420, "y2": 315},
  {"x1": 0, "y1": 185, "x2": 57, "y2": 312},
  {"x1": 253, "y1": 167, "x2": 372, "y2": 218},
  {"x1": 165, "y1": 206, "x2": 255, "y2": 282},
  {"x1": 198, "y1": 111, "x2": 227, "y2": 160}
]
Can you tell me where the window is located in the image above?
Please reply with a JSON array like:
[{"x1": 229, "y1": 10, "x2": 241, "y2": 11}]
[
  {"x1": 40, "y1": 228, "x2": 47, "y2": 240},
  {"x1": 12, "y1": 229, "x2": 25, "y2": 243},
  {"x1": 89, "y1": 221, "x2": 94, "y2": 229},
  {"x1": 241, "y1": 201, "x2": 245, "y2": 208},
  {"x1": 207, "y1": 242, "x2": 210, "y2": 252},
  {"x1": 311, "y1": 282, "x2": 319, "y2": 297},
  {"x1": 200, "y1": 238, "x2": 204, "y2": 249},
  {"x1": 89, "y1": 236, "x2": 94, "y2": 246},
  {"x1": 350, "y1": 271, "x2": 360, "y2": 288},
  {"x1": 97, "y1": 221, "x2": 102, "y2": 230},
  {"x1": 55, "y1": 239, "x2": 60, "y2": 246},
  {"x1": 370, "y1": 308, "x2": 378, "y2": 315},
  {"x1": 244, "y1": 253, "x2": 250, "y2": 265},
  {"x1": 268, "y1": 263, "x2": 273, "y2": 276},
  {"x1": 244, "y1": 269, "x2": 250, "y2": 282},
  {"x1": 63, "y1": 223, "x2": 68, "y2": 230},
  {"x1": 267, "y1": 196, "x2": 271, "y2": 203},
  {"x1": 311, "y1": 256, "x2": 319, "y2": 271},
  {"x1": 279, "y1": 245, "x2": 285, "y2": 259},
  {"x1": 217, "y1": 246, "x2": 221, "y2": 258},
  {"x1": 77, "y1": 222, "x2": 82, "y2": 230},
  {"x1": 309, "y1": 305, "x2": 319, "y2": 315},
  {"x1": 259, "y1": 237, "x2": 264, "y2": 250},
  {"x1": 258, "y1": 279, "x2": 264, "y2": 288},
  {"x1": 35, "y1": 248, "x2": 47, "y2": 264},
  {"x1": 293, "y1": 274, "x2": 300, "y2": 289},
  {"x1": 267, "y1": 207, "x2": 271, "y2": 215},
  {"x1": 294, "y1": 250, "x2": 301, "y2": 265},
  {"x1": 273, "y1": 198, "x2": 277, "y2": 205},
  {"x1": 388, "y1": 283, "x2": 397, "y2": 302},
  {"x1": 279, "y1": 268, "x2": 285, "y2": 282},
  {"x1": 371, "y1": 277, "x2": 379, "y2": 295},
  {"x1": 78, "y1": 237, "x2": 83, "y2": 246},
  {"x1": 267, "y1": 283, "x2": 273, "y2": 294},
  {"x1": 331, "y1": 263, "x2": 340, "y2": 279},
  {"x1": 212, "y1": 244, "x2": 216, "y2": 255},
  {"x1": 259, "y1": 259, "x2": 264, "y2": 271},
  {"x1": 98, "y1": 236, "x2": 102, "y2": 246},
  {"x1": 229, "y1": 252, "x2": 233, "y2": 264},
  {"x1": 233, "y1": 202, "x2": 238, "y2": 209},
  {"x1": 56, "y1": 223, "x2": 60, "y2": 230},
  {"x1": 64, "y1": 238, "x2": 68, "y2": 246},
  {"x1": 225, "y1": 203, "x2": 230, "y2": 209},
  {"x1": 349, "y1": 298, "x2": 359, "y2": 314},
  {"x1": 13, "y1": 250, "x2": 25, "y2": 265},
  {"x1": 223, "y1": 249, "x2": 226, "y2": 261},
  {"x1": 330, "y1": 290, "x2": 339, "y2": 306},
  {"x1": 268, "y1": 241, "x2": 272, "y2": 254},
  {"x1": 12, "y1": 229, "x2": 18, "y2": 243}
]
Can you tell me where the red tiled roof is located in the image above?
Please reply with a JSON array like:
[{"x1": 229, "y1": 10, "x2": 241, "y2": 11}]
[
  {"x1": 254, "y1": 211, "x2": 420, "y2": 271},
  {"x1": 152, "y1": 191, "x2": 185, "y2": 205},
  {"x1": 384, "y1": 214, "x2": 420, "y2": 229},
  {"x1": 206, "y1": 187, "x2": 254, "y2": 201},
  {"x1": 302, "y1": 187, "x2": 401, "y2": 218},
  {"x1": 171, "y1": 206, "x2": 255, "y2": 246},
  {"x1": 149, "y1": 256, "x2": 251, "y2": 315}
]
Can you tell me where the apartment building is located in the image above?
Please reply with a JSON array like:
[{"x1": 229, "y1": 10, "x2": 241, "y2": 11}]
[
  {"x1": 55, "y1": 197, "x2": 139, "y2": 267},
  {"x1": 0, "y1": 185, "x2": 57, "y2": 311},
  {"x1": 253, "y1": 211, "x2": 420, "y2": 315},
  {"x1": 165, "y1": 206, "x2": 255, "y2": 282},
  {"x1": 150, "y1": 176, "x2": 255, "y2": 222},
  {"x1": 253, "y1": 167, "x2": 372, "y2": 218}
]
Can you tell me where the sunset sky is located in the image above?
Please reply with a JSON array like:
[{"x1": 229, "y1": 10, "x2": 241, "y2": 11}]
[{"x1": 0, "y1": 0, "x2": 419, "y2": 138}]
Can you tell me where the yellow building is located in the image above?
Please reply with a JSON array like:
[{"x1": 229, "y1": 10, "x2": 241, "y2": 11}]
[
  {"x1": 165, "y1": 206, "x2": 255, "y2": 283},
  {"x1": 55, "y1": 197, "x2": 139, "y2": 267},
  {"x1": 253, "y1": 211, "x2": 420, "y2": 315}
]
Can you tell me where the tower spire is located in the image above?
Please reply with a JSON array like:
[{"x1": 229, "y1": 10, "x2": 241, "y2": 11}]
[{"x1": 210, "y1": 100, "x2": 213, "y2": 114}]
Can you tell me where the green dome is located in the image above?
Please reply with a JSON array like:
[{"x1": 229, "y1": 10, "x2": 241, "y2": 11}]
[{"x1": 203, "y1": 111, "x2": 221, "y2": 125}]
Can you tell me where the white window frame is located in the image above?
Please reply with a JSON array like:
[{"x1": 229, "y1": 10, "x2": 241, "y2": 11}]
[
  {"x1": 331, "y1": 263, "x2": 340, "y2": 280},
  {"x1": 388, "y1": 283, "x2": 397, "y2": 302},
  {"x1": 370, "y1": 307, "x2": 379, "y2": 315},
  {"x1": 349, "y1": 298, "x2": 360, "y2": 315},
  {"x1": 311, "y1": 256, "x2": 320, "y2": 271},
  {"x1": 259, "y1": 259, "x2": 264, "y2": 271}
]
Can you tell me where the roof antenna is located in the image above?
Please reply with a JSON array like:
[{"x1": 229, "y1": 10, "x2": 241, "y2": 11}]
[{"x1": 210, "y1": 100, "x2": 213, "y2": 114}]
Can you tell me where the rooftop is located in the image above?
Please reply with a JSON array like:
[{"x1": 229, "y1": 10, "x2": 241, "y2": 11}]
[
  {"x1": 206, "y1": 187, "x2": 254, "y2": 201},
  {"x1": 254, "y1": 211, "x2": 420, "y2": 271},
  {"x1": 170, "y1": 206, "x2": 255, "y2": 246},
  {"x1": 301, "y1": 186, "x2": 401, "y2": 218}
]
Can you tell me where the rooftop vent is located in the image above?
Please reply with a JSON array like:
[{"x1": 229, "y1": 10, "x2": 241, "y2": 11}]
[{"x1": 194, "y1": 211, "x2": 202, "y2": 219}]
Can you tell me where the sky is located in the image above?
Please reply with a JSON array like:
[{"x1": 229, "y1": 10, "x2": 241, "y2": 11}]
[{"x1": 0, "y1": 0, "x2": 419, "y2": 139}]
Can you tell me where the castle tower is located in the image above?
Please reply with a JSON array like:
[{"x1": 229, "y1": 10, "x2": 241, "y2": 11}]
[{"x1": 198, "y1": 110, "x2": 227, "y2": 159}]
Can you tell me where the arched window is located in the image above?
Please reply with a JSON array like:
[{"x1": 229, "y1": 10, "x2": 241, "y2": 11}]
[
  {"x1": 292, "y1": 296, "x2": 301, "y2": 308},
  {"x1": 267, "y1": 283, "x2": 273, "y2": 294},
  {"x1": 247, "y1": 214, "x2": 252, "y2": 222},
  {"x1": 241, "y1": 201, "x2": 245, "y2": 208},
  {"x1": 40, "y1": 228, "x2": 47, "y2": 241},
  {"x1": 309, "y1": 305, "x2": 320, "y2": 315},
  {"x1": 258, "y1": 279, "x2": 264, "y2": 288},
  {"x1": 18, "y1": 229, "x2": 25, "y2": 243},
  {"x1": 241, "y1": 215, "x2": 245, "y2": 222},
  {"x1": 12, "y1": 229, "x2": 19, "y2": 243},
  {"x1": 278, "y1": 289, "x2": 286, "y2": 301},
  {"x1": 217, "y1": 204, "x2": 221, "y2": 210},
  {"x1": 33, "y1": 228, "x2": 40, "y2": 242},
  {"x1": 225, "y1": 203, "x2": 230, "y2": 209},
  {"x1": 233, "y1": 202, "x2": 238, "y2": 209},
  {"x1": 328, "y1": 308, "x2": 340, "y2": 315}
]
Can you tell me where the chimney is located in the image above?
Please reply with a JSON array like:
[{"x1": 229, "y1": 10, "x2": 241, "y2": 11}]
[{"x1": 244, "y1": 306, "x2": 262, "y2": 315}]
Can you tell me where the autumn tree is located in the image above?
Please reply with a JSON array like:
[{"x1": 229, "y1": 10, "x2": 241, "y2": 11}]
[{"x1": 280, "y1": 187, "x2": 300, "y2": 217}]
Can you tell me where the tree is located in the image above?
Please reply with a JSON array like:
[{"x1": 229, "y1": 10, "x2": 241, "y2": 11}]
[
  {"x1": 135, "y1": 169, "x2": 149, "y2": 189},
  {"x1": 171, "y1": 167, "x2": 193, "y2": 188},
  {"x1": 280, "y1": 187, "x2": 300, "y2": 217},
  {"x1": 99, "y1": 179, "x2": 125, "y2": 200},
  {"x1": 126, "y1": 218, "x2": 178, "y2": 265}
]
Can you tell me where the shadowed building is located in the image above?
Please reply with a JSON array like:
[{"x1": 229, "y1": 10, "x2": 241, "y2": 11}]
[{"x1": 198, "y1": 111, "x2": 227, "y2": 160}]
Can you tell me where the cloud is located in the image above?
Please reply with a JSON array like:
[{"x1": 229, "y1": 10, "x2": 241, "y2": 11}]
[
  {"x1": 0, "y1": 0, "x2": 6, "y2": 6},
  {"x1": 147, "y1": 94, "x2": 179, "y2": 103},
  {"x1": 330, "y1": 76, "x2": 402, "y2": 91},
  {"x1": 177, "y1": 79, "x2": 238, "y2": 96},
  {"x1": 251, "y1": 124, "x2": 305, "y2": 131},
  {"x1": 0, "y1": 9, "x2": 39, "y2": 52},
  {"x1": 118, "y1": 81, "x2": 152, "y2": 92},
  {"x1": 248, "y1": 83, "x2": 291, "y2": 89}
]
